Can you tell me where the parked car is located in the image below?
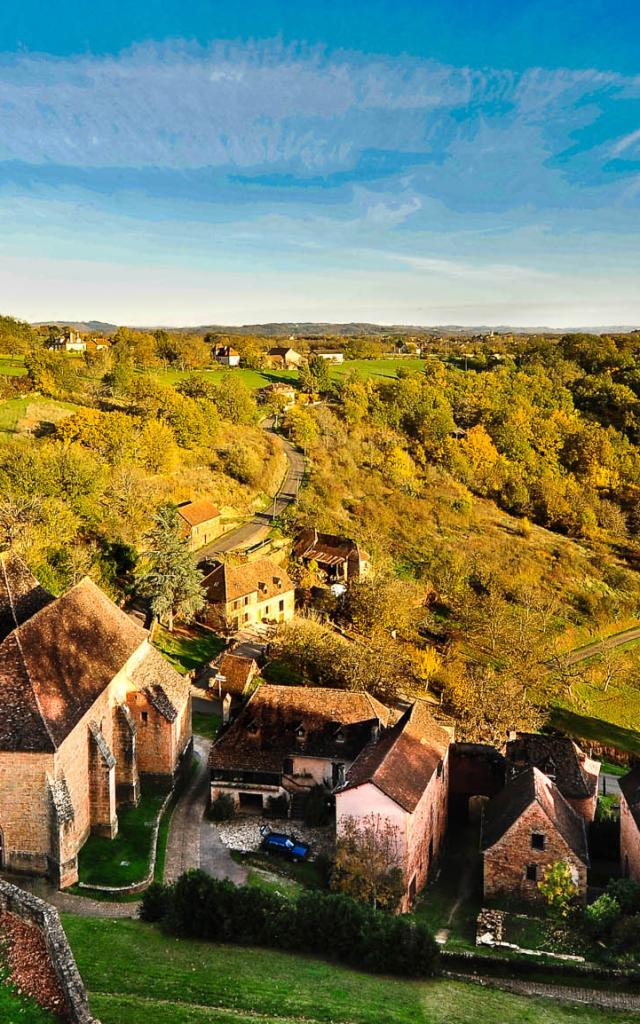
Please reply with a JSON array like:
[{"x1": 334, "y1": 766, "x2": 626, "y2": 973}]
[{"x1": 259, "y1": 825, "x2": 311, "y2": 862}]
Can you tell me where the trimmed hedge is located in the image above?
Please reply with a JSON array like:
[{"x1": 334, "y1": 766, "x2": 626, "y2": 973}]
[{"x1": 141, "y1": 870, "x2": 439, "y2": 978}]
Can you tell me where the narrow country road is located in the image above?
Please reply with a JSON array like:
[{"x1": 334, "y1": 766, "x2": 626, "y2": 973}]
[
  {"x1": 197, "y1": 422, "x2": 304, "y2": 562},
  {"x1": 561, "y1": 624, "x2": 640, "y2": 666}
]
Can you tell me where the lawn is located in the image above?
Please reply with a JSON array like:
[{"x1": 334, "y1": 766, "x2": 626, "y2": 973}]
[
  {"x1": 76, "y1": 785, "x2": 167, "y2": 887},
  {"x1": 0, "y1": 354, "x2": 27, "y2": 376},
  {"x1": 152, "y1": 624, "x2": 225, "y2": 674},
  {"x1": 548, "y1": 705, "x2": 640, "y2": 758},
  {"x1": 192, "y1": 710, "x2": 221, "y2": 739},
  {"x1": 0, "y1": 979, "x2": 57, "y2": 1023},
  {"x1": 330, "y1": 357, "x2": 426, "y2": 381},
  {"x1": 412, "y1": 821, "x2": 482, "y2": 949},
  {"x1": 0, "y1": 395, "x2": 79, "y2": 436},
  {"x1": 151, "y1": 365, "x2": 299, "y2": 390},
  {"x1": 62, "y1": 916, "x2": 631, "y2": 1024}
]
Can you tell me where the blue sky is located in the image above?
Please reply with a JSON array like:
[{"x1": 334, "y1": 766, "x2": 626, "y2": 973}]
[{"x1": 1, "y1": 1, "x2": 640, "y2": 326}]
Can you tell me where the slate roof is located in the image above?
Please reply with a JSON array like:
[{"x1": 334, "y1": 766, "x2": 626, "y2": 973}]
[
  {"x1": 0, "y1": 577, "x2": 148, "y2": 752},
  {"x1": 0, "y1": 552, "x2": 54, "y2": 643},
  {"x1": 338, "y1": 701, "x2": 451, "y2": 812},
  {"x1": 620, "y1": 767, "x2": 640, "y2": 830},
  {"x1": 481, "y1": 766, "x2": 589, "y2": 864},
  {"x1": 203, "y1": 559, "x2": 294, "y2": 606},
  {"x1": 505, "y1": 733, "x2": 600, "y2": 800},
  {"x1": 215, "y1": 652, "x2": 259, "y2": 696},
  {"x1": 177, "y1": 499, "x2": 221, "y2": 528},
  {"x1": 209, "y1": 684, "x2": 391, "y2": 774}
]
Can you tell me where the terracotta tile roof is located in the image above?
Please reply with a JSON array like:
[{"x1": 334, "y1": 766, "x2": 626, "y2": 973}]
[
  {"x1": 130, "y1": 645, "x2": 188, "y2": 720},
  {"x1": 505, "y1": 733, "x2": 600, "y2": 800},
  {"x1": 0, "y1": 552, "x2": 54, "y2": 643},
  {"x1": 177, "y1": 499, "x2": 221, "y2": 528},
  {"x1": 620, "y1": 767, "x2": 640, "y2": 830},
  {"x1": 215, "y1": 652, "x2": 259, "y2": 696},
  {"x1": 293, "y1": 529, "x2": 368, "y2": 568},
  {"x1": 209, "y1": 684, "x2": 391, "y2": 774},
  {"x1": 203, "y1": 558, "x2": 294, "y2": 606},
  {"x1": 0, "y1": 577, "x2": 148, "y2": 752},
  {"x1": 339, "y1": 701, "x2": 451, "y2": 812},
  {"x1": 481, "y1": 766, "x2": 589, "y2": 864}
]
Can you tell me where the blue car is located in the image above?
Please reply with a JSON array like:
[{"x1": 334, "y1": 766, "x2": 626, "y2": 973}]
[{"x1": 259, "y1": 826, "x2": 311, "y2": 862}]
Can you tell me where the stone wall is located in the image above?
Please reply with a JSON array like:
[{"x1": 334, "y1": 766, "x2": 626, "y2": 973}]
[
  {"x1": 620, "y1": 794, "x2": 640, "y2": 881},
  {"x1": 0, "y1": 879, "x2": 96, "y2": 1023}
]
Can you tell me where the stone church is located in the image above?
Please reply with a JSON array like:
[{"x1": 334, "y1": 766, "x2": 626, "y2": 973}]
[{"x1": 0, "y1": 552, "x2": 192, "y2": 887}]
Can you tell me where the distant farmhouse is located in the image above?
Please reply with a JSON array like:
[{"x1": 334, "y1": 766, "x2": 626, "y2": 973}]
[
  {"x1": 294, "y1": 528, "x2": 370, "y2": 584},
  {"x1": 213, "y1": 345, "x2": 240, "y2": 367},
  {"x1": 201, "y1": 558, "x2": 295, "y2": 633},
  {"x1": 265, "y1": 347, "x2": 302, "y2": 369},
  {"x1": 315, "y1": 351, "x2": 344, "y2": 364},
  {"x1": 0, "y1": 552, "x2": 191, "y2": 888},
  {"x1": 48, "y1": 328, "x2": 87, "y2": 353},
  {"x1": 177, "y1": 499, "x2": 222, "y2": 551}
]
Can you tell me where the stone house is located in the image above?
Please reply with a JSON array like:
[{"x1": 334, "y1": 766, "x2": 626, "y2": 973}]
[
  {"x1": 201, "y1": 558, "x2": 295, "y2": 633},
  {"x1": 265, "y1": 347, "x2": 302, "y2": 368},
  {"x1": 619, "y1": 768, "x2": 640, "y2": 881},
  {"x1": 213, "y1": 345, "x2": 240, "y2": 367},
  {"x1": 335, "y1": 702, "x2": 451, "y2": 910},
  {"x1": 481, "y1": 767, "x2": 589, "y2": 903},
  {"x1": 505, "y1": 733, "x2": 600, "y2": 822},
  {"x1": 0, "y1": 552, "x2": 191, "y2": 888},
  {"x1": 177, "y1": 499, "x2": 222, "y2": 551},
  {"x1": 293, "y1": 529, "x2": 370, "y2": 584},
  {"x1": 315, "y1": 351, "x2": 344, "y2": 364},
  {"x1": 209, "y1": 684, "x2": 392, "y2": 814}
]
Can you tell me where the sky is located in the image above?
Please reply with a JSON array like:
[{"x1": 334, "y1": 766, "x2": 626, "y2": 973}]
[{"x1": 1, "y1": 0, "x2": 640, "y2": 327}]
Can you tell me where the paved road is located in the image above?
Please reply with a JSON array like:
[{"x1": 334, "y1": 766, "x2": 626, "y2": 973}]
[
  {"x1": 562, "y1": 624, "x2": 640, "y2": 666},
  {"x1": 198, "y1": 424, "x2": 304, "y2": 562}
]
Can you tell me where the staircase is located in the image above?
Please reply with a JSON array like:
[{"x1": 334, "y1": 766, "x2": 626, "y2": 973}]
[{"x1": 290, "y1": 791, "x2": 307, "y2": 820}]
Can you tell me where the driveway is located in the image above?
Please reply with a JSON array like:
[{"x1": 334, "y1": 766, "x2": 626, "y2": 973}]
[
  {"x1": 198, "y1": 424, "x2": 304, "y2": 562},
  {"x1": 562, "y1": 624, "x2": 640, "y2": 666}
]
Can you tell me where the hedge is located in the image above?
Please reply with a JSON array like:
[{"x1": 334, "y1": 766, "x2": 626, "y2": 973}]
[{"x1": 141, "y1": 870, "x2": 439, "y2": 978}]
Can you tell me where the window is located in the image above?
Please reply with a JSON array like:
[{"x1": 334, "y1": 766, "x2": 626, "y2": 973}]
[
  {"x1": 526, "y1": 864, "x2": 538, "y2": 882},
  {"x1": 436, "y1": 759, "x2": 443, "y2": 779},
  {"x1": 279, "y1": 599, "x2": 285, "y2": 612},
  {"x1": 531, "y1": 832, "x2": 545, "y2": 851},
  {"x1": 264, "y1": 605, "x2": 270, "y2": 616},
  {"x1": 141, "y1": 711, "x2": 148, "y2": 724},
  {"x1": 244, "y1": 613, "x2": 249, "y2": 622},
  {"x1": 244, "y1": 596, "x2": 249, "y2": 606}
]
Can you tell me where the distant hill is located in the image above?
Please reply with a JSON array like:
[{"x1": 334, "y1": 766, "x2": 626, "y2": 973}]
[{"x1": 30, "y1": 319, "x2": 639, "y2": 337}]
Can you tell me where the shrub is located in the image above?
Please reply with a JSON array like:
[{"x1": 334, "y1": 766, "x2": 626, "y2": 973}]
[
  {"x1": 583, "y1": 893, "x2": 621, "y2": 940},
  {"x1": 140, "y1": 882, "x2": 172, "y2": 923},
  {"x1": 611, "y1": 913, "x2": 640, "y2": 954},
  {"x1": 208, "y1": 793, "x2": 235, "y2": 822},
  {"x1": 607, "y1": 878, "x2": 640, "y2": 915},
  {"x1": 267, "y1": 793, "x2": 289, "y2": 818},
  {"x1": 149, "y1": 870, "x2": 439, "y2": 978},
  {"x1": 303, "y1": 784, "x2": 333, "y2": 827}
]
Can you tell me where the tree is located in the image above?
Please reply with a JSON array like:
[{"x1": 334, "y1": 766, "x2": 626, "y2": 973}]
[
  {"x1": 137, "y1": 504, "x2": 206, "y2": 630},
  {"x1": 538, "y1": 861, "x2": 579, "y2": 920},
  {"x1": 300, "y1": 355, "x2": 332, "y2": 394},
  {"x1": 443, "y1": 660, "x2": 542, "y2": 746},
  {"x1": 332, "y1": 814, "x2": 405, "y2": 911}
]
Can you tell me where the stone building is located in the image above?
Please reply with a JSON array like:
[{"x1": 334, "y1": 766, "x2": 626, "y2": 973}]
[
  {"x1": 336, "y1": 701, "x2": 451, "y2": 911},
  {"x1": 210, "y1": 651, "x2": 260, "y2": 701},
  {"x1": 265, "y1": 347, "x2": 302, "y2": 368},
  {"x1": 209, "y1": 684, "x2": 391, "y2": 814},
  {"x1": 177, "y1": 499, "x2": 222, "y2": 551},
  {"x1": 293, "y1": 529, "x2": 370, "y2": 584},
  {"x1": 201, "y1": 558, "x2": 295, "y2": 633},
  {"x1": 448, "y1": 742, "x2": 506, "y2": 821},
  {"x1": 212, "y1": 345, "x2": 240, "y2": 367},
  {"x1": 620, "y1": 767, "x2": 640, "y2": 881},
  {"x1": 505, "y1": 733, "x2": 600, "y2": 822},
  {"x1": 481, "y1": 766, "x2": 589, "y2": 903},
  {"x1": 0, "y1": 552, "x2": 191, "y2": 888}
]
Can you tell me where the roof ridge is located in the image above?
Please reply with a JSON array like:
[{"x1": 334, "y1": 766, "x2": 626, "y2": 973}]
[{"x1": 0, "y1": 580, "x2": 58, "y2": 752}]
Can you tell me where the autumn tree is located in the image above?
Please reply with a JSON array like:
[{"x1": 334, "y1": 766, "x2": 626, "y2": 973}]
[
  {"x1": 442, "y1": 660, "x2": 542, "y2": 746},
  {"x1": 332, "y1": 814, "x2": 405, "y2": 911},
  {"x1": 137, "y1": 504, "x2": 206, "y2": 631},
  {"x1": 538, "y1": 861, "x2": 579, "y2": 920}
]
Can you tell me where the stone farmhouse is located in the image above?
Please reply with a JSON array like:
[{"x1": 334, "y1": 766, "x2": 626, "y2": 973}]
[
  {"x1": 335, "y1": 701, "x2": 451, "y2": 911},
  {"x1": 201, "y1": 558, "x2": 295, "y2": 633},
  {"x1": 209, "y1": 684, "x2": 451, "y2": 907},
  {"x1": 0, "y1": 553, "x2": 191, "y2": 888},
  {"x1": 265, "y1": 347, "x2": 302, "y2": 368},
  {"x1": 210, "y1": 651, "x2": 260, "y2": 701},
  {"x1": 481, "y1": 766, "x2": 589, "y2": 903},
  {"x1": 505, "y1": 733, "x2": 600, "y2": 822},
  {"x1": 294, "y1": 529, "x2": 370, "y2": 584},
  {"x1": 620, "y1": 767, "x2": 640, "y2": 882},
  {"x1": 177, "y1": 499, "x2": 223, "y2": 551}
]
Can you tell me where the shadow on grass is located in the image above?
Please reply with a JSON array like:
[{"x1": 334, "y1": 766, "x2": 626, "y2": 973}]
[
  {"x1": 153, "y1": 624, "x2": 225, "y2": 674},
  {"x1": 548, "y1": 705, "x2": 640, "y2": 757}
]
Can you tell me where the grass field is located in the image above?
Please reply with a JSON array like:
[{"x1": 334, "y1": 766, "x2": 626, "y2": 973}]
[
  {"x1": 192, "y1": 710, "x2": 221, "y2": 739},
  {"x1": 0, "y1": 395, "x2": 79, "y2": 436},
  {"x1": 0, "y1": 978, "x2": 57, "y2": 1022},
  {"x1": 62, "y1": 916, "x2": 630, "y2": 1024},
  {"x1": 152, "y1": 624, "x2": 225, "y2": 674},
  {"x1": 0, "y1": 354, "x2": 27, "y2": 376},
  {"x1": 548, "y1": 705, "x2": 640, "y2": 757},
  {"x1": 77, "y1": 785, "x2": 167, "y2": 887}
]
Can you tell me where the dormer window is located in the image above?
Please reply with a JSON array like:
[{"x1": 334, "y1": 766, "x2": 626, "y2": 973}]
[
  {"x1": 335, "y1": 728, "x2": 346, "y2": 745},
  {"x1": 247, "y1": 719, "x2": 259, "y2": 736}
]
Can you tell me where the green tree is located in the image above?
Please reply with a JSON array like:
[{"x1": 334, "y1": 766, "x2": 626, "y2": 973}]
[
  {"x1": 538, "y1": 861, "x2": 579, "y2": 920},
  {"x1": 137, "y1": 504, "x2": 206, "y2": 630}
]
